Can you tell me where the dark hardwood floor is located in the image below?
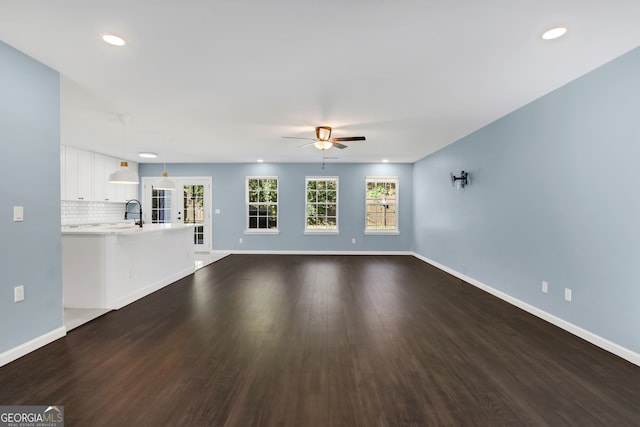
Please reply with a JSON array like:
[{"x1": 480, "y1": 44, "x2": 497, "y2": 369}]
[{"x1": 2, "y1": 255, "x2": 640, "y2": 426}]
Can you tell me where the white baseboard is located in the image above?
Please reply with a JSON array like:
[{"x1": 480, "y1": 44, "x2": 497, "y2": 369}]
[
  {"x1": 230, "y1": 250, "x2": 414, "y2": 256},
  {"x1": 210, "y1": 250, "x2": 232, "y2": 256},
  {"x1": 111, "y1": 265, "x2": 195, "y2": 309},
  {"x1": 0, "y1": 327, "x2": 66, "y2": 367},
  {"x1": 412, "y1": 252, "x2": 640, "y2": 367}
]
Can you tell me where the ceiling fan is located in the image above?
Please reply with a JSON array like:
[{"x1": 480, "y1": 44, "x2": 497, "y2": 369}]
[{"x1": 283, "y1": 126, "x2": 366, "y2": 150}]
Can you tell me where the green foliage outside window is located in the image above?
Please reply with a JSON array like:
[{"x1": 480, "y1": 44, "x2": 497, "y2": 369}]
[
  {"x1": 306, "y1": 178, "x2": 338, "y2": 230},
  {"x1": 247, "y1": 178, "x2": 278, "y2": 229}
]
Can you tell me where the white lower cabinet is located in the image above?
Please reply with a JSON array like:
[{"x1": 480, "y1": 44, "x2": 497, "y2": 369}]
[{"x1": 62, "y1": 225, "x2": 195, "y2": 309}]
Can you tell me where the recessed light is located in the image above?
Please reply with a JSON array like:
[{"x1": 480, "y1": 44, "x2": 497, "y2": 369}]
[
  {"x1": 542, "y1": 27, "x2": 567, "y2": 40},
  {"x1": 382, "y1": 159, "x2": 389, "y2": 163},
  {"x1": 257, "y1": 159, "x2": 264, "y2": 163},
  {"x1": 102, "y1": 34, "x2": 126, "y2": 46},
  {"x1": 138, "y1": 152, "x2": 157, "y2": 159}
]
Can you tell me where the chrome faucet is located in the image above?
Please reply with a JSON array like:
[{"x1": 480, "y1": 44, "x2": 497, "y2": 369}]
[{"x1": 125, "y1": 199, "x2": 143, "y2": 228}]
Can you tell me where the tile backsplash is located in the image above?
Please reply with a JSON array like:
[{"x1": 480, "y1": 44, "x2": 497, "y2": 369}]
[{"x1": 61, "y1": 200, "x2": 127, "y2": 225}]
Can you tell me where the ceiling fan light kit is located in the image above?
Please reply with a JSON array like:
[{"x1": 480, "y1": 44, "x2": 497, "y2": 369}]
[
  {"x1": 315, "y1": 126, "x2": 332, "y2": 141},
  {"x1": 284, "y1": 125, "x2": 366, "y2": 151},
  {"x1": 314, "y1": 140, "x2": 333, "y2": 150}
]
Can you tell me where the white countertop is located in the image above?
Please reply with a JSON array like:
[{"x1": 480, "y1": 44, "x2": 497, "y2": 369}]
[{"x1": 62, "y1": 223, "x2": 195, "y2": 235}]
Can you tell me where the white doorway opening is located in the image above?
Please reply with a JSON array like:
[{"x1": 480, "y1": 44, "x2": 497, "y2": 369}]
[{"x1": 142, "y1": 177, "x2": 212, "y2": 252}]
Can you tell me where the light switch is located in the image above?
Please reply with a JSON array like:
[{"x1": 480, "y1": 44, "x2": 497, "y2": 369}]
[
  {"x1": 14, "y1": 285, "x2": 24, "y2": 302},
  {"x1": 13, "y1": 206, "x2": 24, "y2": 222},
  {"x1": 564, "y1": 288, "x2": 572, "y2": 302},
  {"x1": 215, "y1": 209, "x2": 221, "y2": 214}
]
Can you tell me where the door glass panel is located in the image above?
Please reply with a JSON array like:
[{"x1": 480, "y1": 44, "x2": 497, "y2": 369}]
[
  {"x1": 183, "y1": 185, "x2": 205, "y2": 247},
  {"x1": 151, "y1": 189, "x2": 172, "y2": 223}
]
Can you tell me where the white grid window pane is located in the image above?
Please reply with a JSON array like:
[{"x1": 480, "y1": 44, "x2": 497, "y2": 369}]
[
  {"x1": 366, "y1": 177, "x2": 398, "y2": 231},
  {"x1": 247, "y1": 177, "x2": 278, "y2": 230},
  {"x1": 306, "y1": 177, "x2": 338, "y2": 232}
]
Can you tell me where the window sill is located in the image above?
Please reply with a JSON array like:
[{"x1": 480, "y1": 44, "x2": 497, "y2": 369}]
[
  {"x1": 244, "y1": 229, "x2": 280, "y2": 235},
  {"x1": 364, "y1": 229, "x2": 400, "y2": 235},
  {"x1": 304, "y1": 230, "x2": 340, "y2": 235}
]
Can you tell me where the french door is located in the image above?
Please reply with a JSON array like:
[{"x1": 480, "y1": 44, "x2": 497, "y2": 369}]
[{"x1": 142, "y1": 177, "x2": 212, "y2": 252}]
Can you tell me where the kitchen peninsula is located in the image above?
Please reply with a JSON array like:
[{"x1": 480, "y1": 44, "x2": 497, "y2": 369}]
[{"x1": 62, "y1": 223, "x2": 195, "y2": 310}]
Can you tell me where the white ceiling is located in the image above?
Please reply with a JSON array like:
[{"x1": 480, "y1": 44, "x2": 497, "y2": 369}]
[{"x1": 2, "y1": 1, "x2": 640, "y2": 163}]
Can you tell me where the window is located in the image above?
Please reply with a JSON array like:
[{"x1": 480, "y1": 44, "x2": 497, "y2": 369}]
[
  {"x1": 305, "y1": 177, "x2": 338, "y2": 233},
  {"x1": 365, "y1": 176, "x2": 398, "y2": 234},
  {"x1": 246, "y1": 177, "x2": 278, "y2": 232}
]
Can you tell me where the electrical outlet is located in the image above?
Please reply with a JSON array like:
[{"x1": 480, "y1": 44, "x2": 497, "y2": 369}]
[
  {"x1": 564, "y1": 288, "x2": 572, "y2": 302},
  {"x1": 239, "y1": 238, "x2": 243, "y2": 244},
  {"x1": 542, "y1": 281, "x2": 548, "y2": 293},
  {"x1": 352, "y1": 238, "x2": 356, "y2": 244},
  {"x1": 14, "y1": 285, "x2": 24, "y2": 302}
]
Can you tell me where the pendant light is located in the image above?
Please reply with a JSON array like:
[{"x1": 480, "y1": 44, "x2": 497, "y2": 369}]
[
  {"x1": 154, "y1": 163, "x2": 176, "y2": 191},
  {"x1": 109, "y1": 114, "x2": 140, "y2": 185}
]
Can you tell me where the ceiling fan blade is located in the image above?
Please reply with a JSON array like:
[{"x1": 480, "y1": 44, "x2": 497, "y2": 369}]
[
  {"x1": 298, "y1": 142, "x2": 315, "y2": 148},
  {"x1": 282, "y1": 136, "x2": 317, "y2": 141},
  {"x1": 333, "y1": 142, "x2": 348, "y2": 149},
  {"x1": 331, "y1": 136, "x2": 366, "y2": 142}
]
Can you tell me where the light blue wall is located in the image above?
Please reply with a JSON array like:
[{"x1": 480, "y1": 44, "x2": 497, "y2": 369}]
[
  {"x1": 0, "y1": 42, "x2": 62, "y2": 353},
  {"x1": 413, "y1": 46, "x2": 640, "y2": 354},
  {"x1": 139, "y1": 162, "x2": 413, "y2": 252},
  {"x1": 4, "y1": 34, "x2": 639, "y2": 361}
]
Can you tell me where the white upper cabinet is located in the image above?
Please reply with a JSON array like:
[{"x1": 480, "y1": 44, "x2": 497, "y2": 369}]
[
  {"x1": 123, "y1": 162, "x2": 139, "y2": 202},
  {"x1": 61, "y1": 146, "x2": 139, "y2": 202},
  {"x1": 63, "y1": 146, "x2": 94, "y2": 201},
  {"x1": 95, "y1": 154, "x2": 135, "y2": 202},
  {"x1": 93, "y1": 153, "x2": 109, "y2": 201},
  {"x1": 110, "y1": 159, "x2": 139, "y2": 202}
]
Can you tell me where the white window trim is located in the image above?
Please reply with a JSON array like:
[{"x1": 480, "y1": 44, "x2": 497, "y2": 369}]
[
  {"x1": 304, "y1": 230, "x2": 340, "y2": 235},
  {"x1": 365, "y1": 176, "x2": 399, "y2": 234},
  {"x1": 304, "y1": 176, "x2": 339, "y2": 234},
  {"x1": 245, "y1": 175, "x2": 279, "y2": 234},
  {"x1": 364, "y1": 229, "x2": 400, "y2": 235},
  {"x1": 245, "y1": 229, "x2": 280, "y2": 235}
]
